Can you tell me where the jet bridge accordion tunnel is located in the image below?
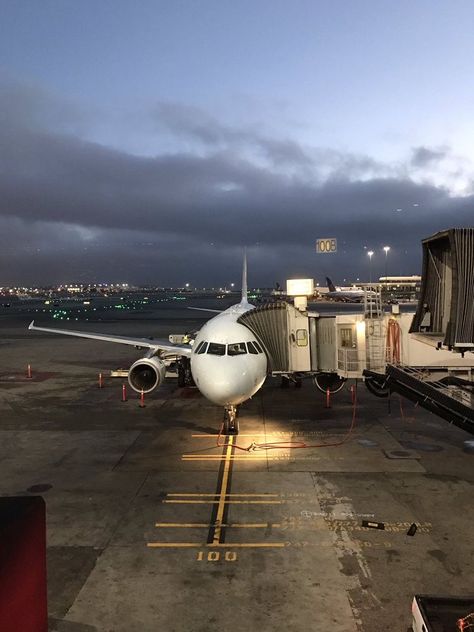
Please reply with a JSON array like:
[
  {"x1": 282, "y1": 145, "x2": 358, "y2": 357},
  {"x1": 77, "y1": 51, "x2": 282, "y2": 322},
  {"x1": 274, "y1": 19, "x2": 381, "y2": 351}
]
[
  {"x1": 409, "y1": 228, "x2": 474, "y2": 354},
  {"x1": 237, "y1": 300, "x2": 347, "y2": 393}
]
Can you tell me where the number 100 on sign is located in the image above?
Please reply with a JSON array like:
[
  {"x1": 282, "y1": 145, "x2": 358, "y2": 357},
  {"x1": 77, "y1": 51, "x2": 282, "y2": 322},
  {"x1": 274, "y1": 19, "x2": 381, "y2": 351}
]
[{"x1": 316, "y1": 238, "x2": 337, "y2": 253}]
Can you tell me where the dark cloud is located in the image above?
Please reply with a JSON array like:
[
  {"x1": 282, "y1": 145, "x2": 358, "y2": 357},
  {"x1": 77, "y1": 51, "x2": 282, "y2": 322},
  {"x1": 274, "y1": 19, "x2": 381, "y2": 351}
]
[
  {"x1": 411, "y1": 145, "x2": 448, "y2": 167},
  {"x1": 154, "y1": 101, "x2": 313, "y2": 167},
  {"x1": 0, "y1": 81, "x2": 473, "y2": 286}
]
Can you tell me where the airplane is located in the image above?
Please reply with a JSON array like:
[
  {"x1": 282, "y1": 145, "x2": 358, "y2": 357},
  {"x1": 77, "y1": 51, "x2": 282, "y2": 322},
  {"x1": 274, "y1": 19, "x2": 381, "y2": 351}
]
[
  {"x1": 322, "y1": 277, "x2": 374, "y2": 302},
  {"x1": 28, "y1": 256, "x2": 267, "y2": 434}
]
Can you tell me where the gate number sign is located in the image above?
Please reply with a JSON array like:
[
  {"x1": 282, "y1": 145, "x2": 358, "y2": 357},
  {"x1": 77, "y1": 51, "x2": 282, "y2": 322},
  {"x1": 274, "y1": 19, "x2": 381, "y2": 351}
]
[{"x1": 316, "y1": 238, "x2": 337, "y2": 253}]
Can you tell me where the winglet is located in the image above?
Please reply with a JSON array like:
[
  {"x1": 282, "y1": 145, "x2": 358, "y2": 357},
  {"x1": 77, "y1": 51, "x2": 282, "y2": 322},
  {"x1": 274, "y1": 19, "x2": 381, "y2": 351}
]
[
  {"x1": 28, "y1": 320, "x2": 35, "y2": 330},
  {"x1": 241, "y1": 248, "x2": 248, "y2": 304}
]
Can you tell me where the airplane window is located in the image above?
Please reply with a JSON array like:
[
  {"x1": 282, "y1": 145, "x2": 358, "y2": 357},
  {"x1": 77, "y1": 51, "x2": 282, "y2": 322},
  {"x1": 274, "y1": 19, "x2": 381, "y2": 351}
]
[
  {"x1": 253, "y1": 340, "x2": 264, "y2": 353},
  {"x1": 228, "y1": 342, "x2": 247, "y2": 356},
  {"x1": 207, "y1": 342, "x2": 226, "y2": 356},
  {"x1": 197, "y1": 341, "x2": 208, "y2": 354},
  {"x1": 247, "y1": 341, "x2": 258, "y2": 354}
]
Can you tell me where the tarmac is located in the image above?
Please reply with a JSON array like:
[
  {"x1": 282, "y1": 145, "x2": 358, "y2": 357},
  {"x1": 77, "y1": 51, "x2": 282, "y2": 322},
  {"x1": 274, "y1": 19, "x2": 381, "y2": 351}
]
[{"x1": 1, "y1": 308, "x2": 473, "y2": 632}]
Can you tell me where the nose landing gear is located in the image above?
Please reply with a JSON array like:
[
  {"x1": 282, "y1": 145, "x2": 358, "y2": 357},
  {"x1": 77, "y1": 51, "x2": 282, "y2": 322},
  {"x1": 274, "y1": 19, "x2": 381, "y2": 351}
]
[{"x1": 223, "y1": 405, "x2": 239, "y2": 435}]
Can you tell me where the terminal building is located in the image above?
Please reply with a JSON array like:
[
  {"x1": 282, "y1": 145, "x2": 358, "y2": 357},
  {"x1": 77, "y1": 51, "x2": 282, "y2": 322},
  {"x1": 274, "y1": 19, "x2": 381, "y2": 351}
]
[{"x1": 377, "y1": 275, "x2": 421, "y2": 302}]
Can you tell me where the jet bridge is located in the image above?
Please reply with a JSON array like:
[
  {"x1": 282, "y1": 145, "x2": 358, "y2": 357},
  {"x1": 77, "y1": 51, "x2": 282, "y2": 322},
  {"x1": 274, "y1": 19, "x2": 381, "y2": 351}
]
[
  {"x1": 409, "y1": 228, "x2": 474, "y2": 354},
  {"x1": 365, "y1": 227, "x2": 474, "y2": 435},
  {"x1": 238, "y1": 300, "x2": 474, "y2": 384},
  {"x1": 237, "y1": 301, "x2": 311, "y2": 373}
]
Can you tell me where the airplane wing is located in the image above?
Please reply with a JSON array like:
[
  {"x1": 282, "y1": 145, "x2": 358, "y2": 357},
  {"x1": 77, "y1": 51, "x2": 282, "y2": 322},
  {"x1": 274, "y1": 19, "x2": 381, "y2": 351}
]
[
  {"x1": 28, "y1": 321, "x2": 192, "y2": 356},
  {"x1": 187, "y1": 306, "x2": 223, "y2": 314}
]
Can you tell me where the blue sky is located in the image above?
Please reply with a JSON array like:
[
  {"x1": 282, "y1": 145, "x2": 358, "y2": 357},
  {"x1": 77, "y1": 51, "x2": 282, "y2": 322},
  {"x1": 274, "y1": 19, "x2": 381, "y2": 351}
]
[{"x1": 1, "y1": 0, "x2": 473, "y2": 284}]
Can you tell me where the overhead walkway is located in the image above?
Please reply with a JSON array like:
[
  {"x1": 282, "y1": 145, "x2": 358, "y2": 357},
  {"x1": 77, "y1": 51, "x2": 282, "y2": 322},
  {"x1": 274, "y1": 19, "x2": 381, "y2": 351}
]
[
  {"x1": 409, "y1": 228, "x2": 474, "y2": 354},
  {"x1": 364, "y1": 365, "x2": 474, "y2": 436}
]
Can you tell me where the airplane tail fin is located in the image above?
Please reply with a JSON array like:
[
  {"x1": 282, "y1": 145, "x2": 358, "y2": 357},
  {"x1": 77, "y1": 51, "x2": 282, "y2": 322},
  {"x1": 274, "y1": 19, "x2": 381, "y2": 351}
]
[
  {"x1": 326, "y1": 277, "x2": 337, "y2": 292},
  {"x1": 241, "y1": 248, "x2": 248, "y2": 303}
]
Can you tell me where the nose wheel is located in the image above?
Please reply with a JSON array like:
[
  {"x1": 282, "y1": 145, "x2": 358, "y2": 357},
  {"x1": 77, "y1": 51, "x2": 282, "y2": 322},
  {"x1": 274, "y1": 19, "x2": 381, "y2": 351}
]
[{"x1": 223, "y1": 405, "x2": 239, "y2": 435}]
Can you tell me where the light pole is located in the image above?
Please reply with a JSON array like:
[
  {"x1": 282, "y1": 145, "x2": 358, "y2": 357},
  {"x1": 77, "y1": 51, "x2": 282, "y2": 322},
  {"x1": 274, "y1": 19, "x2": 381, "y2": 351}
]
[
  {"x1": 383, "y1": 246, "x2": 390, "y2": 280},
  {"x1": 383, "y1": 246, "x2": 390, "y2": 298},
  {"x1": 367, "y1": 251, "x2": 374, "y2": 284}
]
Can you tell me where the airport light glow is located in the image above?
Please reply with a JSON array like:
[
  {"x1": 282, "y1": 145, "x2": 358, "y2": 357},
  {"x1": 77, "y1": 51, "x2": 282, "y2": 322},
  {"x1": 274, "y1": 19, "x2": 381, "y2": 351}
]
[{"x1": 286, "y1": 279, "x2": 314, "y2": 296}]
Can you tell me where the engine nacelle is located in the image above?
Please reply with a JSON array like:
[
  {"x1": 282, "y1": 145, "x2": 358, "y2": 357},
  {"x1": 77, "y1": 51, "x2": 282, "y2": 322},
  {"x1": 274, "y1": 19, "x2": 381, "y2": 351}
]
[{"x1": 128, "y1": 356, "x2": 166, "y2": 394}]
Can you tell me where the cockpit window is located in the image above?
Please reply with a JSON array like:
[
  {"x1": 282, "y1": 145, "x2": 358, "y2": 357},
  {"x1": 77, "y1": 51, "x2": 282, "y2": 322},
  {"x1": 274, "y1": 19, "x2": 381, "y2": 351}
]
[
  {"x1": 195, "y1": 341, "x2": 208, "y2": 354},
  {"x1": 227, "y1": 342, "x2": 247, "y2": 356},
  {"x1": 253, "y1": 340, "x2": 264, "y2": 353},
  {"x1": 246, "y1": 341, "x2": 259, "y2": 354},
  {"x1": 207, "y1": 342, "x2": 226, "y2": 356}
]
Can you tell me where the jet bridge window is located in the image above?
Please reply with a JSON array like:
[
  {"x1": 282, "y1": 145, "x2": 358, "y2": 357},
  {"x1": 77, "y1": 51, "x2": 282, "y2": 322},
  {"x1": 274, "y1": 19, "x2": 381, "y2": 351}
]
[
  {"x1": 227, "y1": 342, "x2": 247, "y2": 356},
  {"x1": 296, "y1": 329, "x2": 308, "y2": 347},
  {"x1": 207, "y1": 342, "x2": 226, "y2": 356},
  {"x1": 339, "y1": 327, "x2": 355, "y2": 348}
]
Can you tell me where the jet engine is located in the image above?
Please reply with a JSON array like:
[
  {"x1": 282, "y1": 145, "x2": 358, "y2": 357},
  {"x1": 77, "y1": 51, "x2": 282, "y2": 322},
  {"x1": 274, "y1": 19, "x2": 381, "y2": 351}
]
[{"x1": 128, "y1": 357, "x2": 166, "y2": 394}]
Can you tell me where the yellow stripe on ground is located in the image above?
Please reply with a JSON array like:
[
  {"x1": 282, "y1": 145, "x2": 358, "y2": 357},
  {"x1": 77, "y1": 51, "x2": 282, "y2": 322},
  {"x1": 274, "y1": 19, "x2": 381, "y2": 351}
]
[
  {"x1": 213, "y1": 436, "x2": 234, "y2": 544},
  {"x1": 207, "y1": 542, "x2": 286, "y2": 548},
  {"x1": 182, "y1": 455, "x2": 268, "y2": 460},
  {"x1": 191, "y1": 434, "x2": 267, "y2": 438},
  {"x1": 147, "y1": 542, "x2": 286, "y2": 548},
  {"x1": 163, "y1": 500, "x2": 282, "y2": 504},
  {"x1": 154, "y1": 523, "x2": 282, "y2": 528},
  {"x1": 166, "y1": 493, "x2": 279, "y2": 497}
]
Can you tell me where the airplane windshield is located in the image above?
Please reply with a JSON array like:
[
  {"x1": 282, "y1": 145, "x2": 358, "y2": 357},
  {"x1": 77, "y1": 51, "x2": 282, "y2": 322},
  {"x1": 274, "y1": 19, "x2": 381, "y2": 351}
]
[
  {"x1": 247, "y1": 341, "x2": 258, "y2": 354},
  {"x1": 194, "y1": 341, "x2": 208, "y2": 354},
  {"x1": 253, "y1": 340, "x2": 264, "y2": 353},
  {"x1": 207, "y1": 342, "x2": 226, "y2": 356},
  {"x1": 227, "y1": 342, "x2": 247, "y2": 356}
]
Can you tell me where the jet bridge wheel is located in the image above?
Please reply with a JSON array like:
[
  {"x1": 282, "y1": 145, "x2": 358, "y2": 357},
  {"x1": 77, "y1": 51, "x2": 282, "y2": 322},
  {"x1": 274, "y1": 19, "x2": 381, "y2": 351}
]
[
  {"x1": 313, "y1": 373, "x2": 346, "y2": 394},
  {"x1": 223, "y1": 405, "x2": 239, "y2": 435}
]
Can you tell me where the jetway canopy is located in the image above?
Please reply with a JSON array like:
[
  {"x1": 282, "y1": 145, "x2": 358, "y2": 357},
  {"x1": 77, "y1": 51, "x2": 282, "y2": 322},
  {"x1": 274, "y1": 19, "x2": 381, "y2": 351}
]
[
  {"x1": 238, "y1": 301, "x2": 311, "y2": 373},
  {"x1": 410, "y1": 228, "x2": 474, "y2": 352}
]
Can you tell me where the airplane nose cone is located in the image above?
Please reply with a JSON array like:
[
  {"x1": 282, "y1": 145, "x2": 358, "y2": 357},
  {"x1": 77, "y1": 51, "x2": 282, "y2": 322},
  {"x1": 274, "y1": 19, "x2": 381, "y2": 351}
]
[{"x1": 191, "y1": 356, "x2": 266, "y2": 406}]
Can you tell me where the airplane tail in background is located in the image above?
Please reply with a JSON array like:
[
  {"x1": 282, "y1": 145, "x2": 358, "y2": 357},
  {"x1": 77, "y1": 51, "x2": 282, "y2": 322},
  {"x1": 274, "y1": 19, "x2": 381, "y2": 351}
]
[
  {"x1": 241, "y1": 249, "x2": 248, "y2": 304},
  {"x1": 326, "y1": 277, "x2": 337, "y2": 292}
]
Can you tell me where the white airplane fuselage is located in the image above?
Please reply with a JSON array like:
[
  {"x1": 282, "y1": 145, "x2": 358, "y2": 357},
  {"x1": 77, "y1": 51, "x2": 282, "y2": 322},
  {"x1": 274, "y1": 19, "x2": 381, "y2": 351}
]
[{"x1": 190, "y1": 302, "x2": 267, "y2": 406}]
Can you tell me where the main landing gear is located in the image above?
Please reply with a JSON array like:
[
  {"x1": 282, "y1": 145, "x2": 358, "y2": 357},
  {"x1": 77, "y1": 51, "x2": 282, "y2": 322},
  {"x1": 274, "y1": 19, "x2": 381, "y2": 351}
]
[{"x1": 223, "y1": 405, "x2": 239, "y2": 435}]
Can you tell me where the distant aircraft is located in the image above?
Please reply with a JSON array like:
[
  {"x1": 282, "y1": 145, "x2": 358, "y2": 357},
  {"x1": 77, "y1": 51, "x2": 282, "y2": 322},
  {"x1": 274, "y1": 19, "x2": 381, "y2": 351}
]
[
  {"x1": 28, "y1": 255, "x2": 266, "y2": 434},
  {"x1": 323, "y1": 277, "x2": 370, "y2": 302}
]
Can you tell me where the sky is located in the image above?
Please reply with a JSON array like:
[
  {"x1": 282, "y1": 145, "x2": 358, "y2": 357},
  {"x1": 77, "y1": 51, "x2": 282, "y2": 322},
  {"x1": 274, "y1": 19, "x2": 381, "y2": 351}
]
[{"x1": 1, "y1": 0, "x2": 474, "y2": 286}]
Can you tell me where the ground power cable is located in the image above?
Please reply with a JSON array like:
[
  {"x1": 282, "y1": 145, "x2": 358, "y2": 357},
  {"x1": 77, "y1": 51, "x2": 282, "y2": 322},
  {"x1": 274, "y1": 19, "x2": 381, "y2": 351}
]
[{"x1": 216, "y1": 387, "x2": 359, "y2": 452}]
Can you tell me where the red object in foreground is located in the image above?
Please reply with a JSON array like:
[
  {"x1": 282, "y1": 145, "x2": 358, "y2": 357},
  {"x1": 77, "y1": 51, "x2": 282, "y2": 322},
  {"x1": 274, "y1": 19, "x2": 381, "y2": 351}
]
[
  {"x1": 139, "y1": 389, "x2": 145, "y2": 408},
  {"x1": 122, "y1": 383, "x2": 127, "y2": 402},
  {"x1": 326, "y1": 387, "x2": 331, "y2": 408},
  {"x1": 27, "y1": 364, "x2": 32, "y2": 379},
  {"x1": 98, "y1": 372, "x2": 103, "y2": 388},
  {"x1": 0, "y1": 496, "x2": 48, "y2": 632}
]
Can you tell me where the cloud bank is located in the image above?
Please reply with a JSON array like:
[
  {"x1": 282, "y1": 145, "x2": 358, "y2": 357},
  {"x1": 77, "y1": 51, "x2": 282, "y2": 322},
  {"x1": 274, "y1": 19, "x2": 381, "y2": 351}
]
[{"x1": 1, "y1": 77, "x2": 473, "y2": 286}]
